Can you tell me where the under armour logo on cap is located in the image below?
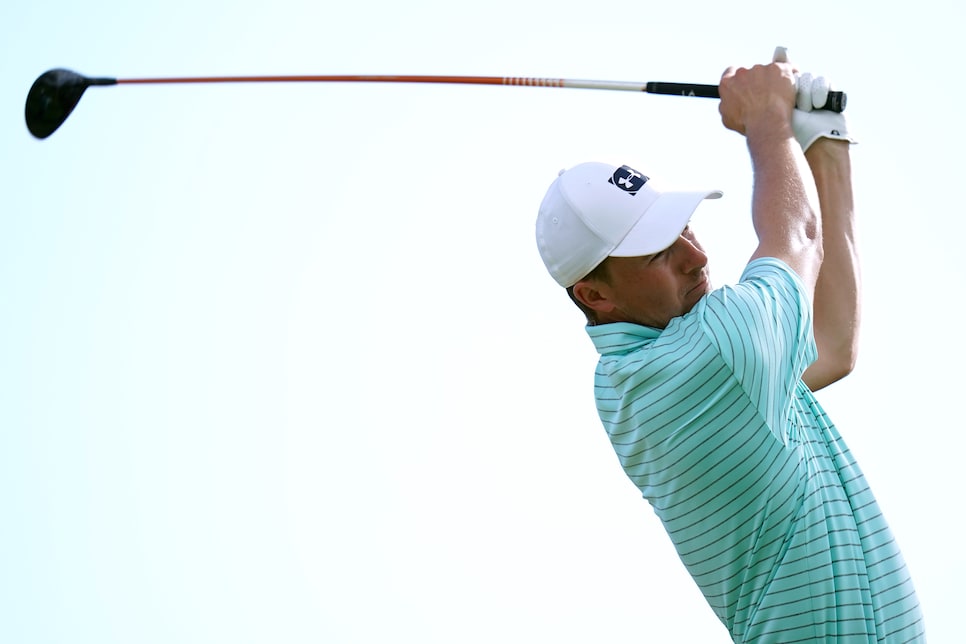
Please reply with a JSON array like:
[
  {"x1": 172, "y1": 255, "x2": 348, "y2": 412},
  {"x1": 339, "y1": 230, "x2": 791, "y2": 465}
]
[{"x1": 608, "y1": 165, "x2": 649, "y2": 195}]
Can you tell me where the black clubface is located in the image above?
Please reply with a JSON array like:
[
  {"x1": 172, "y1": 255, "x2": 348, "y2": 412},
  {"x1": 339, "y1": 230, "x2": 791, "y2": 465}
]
[{"x1": 25, "y1": 69, "x2": 116, "y2": 139}]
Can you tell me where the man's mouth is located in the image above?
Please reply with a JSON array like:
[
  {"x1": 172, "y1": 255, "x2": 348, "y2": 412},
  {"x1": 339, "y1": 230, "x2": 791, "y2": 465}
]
[{"x1": 687, "y1": 276, "x2": 708, "y2": 297}]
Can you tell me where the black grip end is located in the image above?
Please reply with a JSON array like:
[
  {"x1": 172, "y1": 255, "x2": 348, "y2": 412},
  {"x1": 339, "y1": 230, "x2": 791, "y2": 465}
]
[
  {"x1": 646, "y1": 81, "x2": 848, "y2": 113},
  {"x1": 822, "y1": 91, "x2": 847, "y2": 113}
]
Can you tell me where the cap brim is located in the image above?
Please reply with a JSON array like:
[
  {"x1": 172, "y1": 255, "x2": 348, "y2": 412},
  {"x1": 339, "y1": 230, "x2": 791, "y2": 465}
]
[{"x1": 609, "y1": 189, "x2": 722, "y2": 257}]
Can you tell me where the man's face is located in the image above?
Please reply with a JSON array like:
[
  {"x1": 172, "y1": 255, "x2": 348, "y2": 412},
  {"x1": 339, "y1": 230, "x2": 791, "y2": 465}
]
[{"x1": 579, "y1": 226, "x2": 711, "y2": 328}]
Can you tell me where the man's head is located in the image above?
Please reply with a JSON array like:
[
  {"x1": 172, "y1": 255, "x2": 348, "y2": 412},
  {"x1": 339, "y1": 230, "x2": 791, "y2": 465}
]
[{"x1": 536, "y1": 162, "x2": 722, "y2": 327}]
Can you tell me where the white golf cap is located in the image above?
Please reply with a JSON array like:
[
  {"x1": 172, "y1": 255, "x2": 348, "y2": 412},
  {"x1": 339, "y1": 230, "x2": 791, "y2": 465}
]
[{"x1": 535, "y1": 162, "x2": 723, "y2": 287}]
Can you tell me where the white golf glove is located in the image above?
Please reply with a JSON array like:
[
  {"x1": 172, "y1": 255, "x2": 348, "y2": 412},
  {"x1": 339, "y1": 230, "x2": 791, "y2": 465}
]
[
  {"x1": 791, "y1": 72, "x2": 856, "y2": 152},
  {"x1": 772, "y1": 47, "x2": 856, "y2": 152}
]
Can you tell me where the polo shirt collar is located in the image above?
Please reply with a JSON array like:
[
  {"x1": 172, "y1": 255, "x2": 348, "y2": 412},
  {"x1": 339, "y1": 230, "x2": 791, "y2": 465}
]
[{"x1": 587, "y1": 322, "x2": 661, "y2": 356}]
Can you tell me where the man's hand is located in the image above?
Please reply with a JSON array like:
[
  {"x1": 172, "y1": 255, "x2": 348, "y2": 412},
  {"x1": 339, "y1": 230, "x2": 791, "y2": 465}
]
[
  {"x1": 718, "y1": 62, "x2": 798, "y2": 140},
  {"x1": 791, "y1": 73, "x2": 856, "y2": 152},
  {"x1": 776, "y1": 46, "x2": 857, "y2": 153}
]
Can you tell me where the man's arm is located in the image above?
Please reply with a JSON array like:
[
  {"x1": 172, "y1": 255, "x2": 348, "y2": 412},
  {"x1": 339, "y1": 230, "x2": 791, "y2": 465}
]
[
  {"x1": 802, "y1": 139, "x2": 860, "y2": 391},
  {"x1": 718, "y1": 63, "x2": 824, "y2": 299}
]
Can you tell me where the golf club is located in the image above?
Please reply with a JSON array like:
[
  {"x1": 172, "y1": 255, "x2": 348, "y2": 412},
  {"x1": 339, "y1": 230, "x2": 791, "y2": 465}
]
[{"x1": 25, "y1": 68, "x2": 847, "y2": 140}]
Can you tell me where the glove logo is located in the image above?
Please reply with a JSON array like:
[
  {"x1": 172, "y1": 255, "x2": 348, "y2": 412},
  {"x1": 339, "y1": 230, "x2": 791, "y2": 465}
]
[{"x1": 609, "y1": 165, "x2": 649, "y2": 195}]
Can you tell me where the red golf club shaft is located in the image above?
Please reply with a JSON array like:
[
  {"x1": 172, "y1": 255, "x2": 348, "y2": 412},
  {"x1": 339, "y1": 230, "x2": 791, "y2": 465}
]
[{"x1": 115, "y1": 74, "x2": 652, "y2": 91}]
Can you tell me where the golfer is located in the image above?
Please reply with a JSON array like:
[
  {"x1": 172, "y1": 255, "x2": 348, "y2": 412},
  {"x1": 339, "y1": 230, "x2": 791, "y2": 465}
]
[{"x1": 535, "y1": 55, "x2": 925, "y2": 641}]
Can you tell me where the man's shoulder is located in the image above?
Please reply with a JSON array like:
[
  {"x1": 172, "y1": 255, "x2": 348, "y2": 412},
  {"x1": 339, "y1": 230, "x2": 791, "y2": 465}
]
[
  {"x1": 696, "y1": 257, "x2": 811, "y2": 326},
  {"x1": 738, "y1": 257, "x2": 806, "y2": 290}
]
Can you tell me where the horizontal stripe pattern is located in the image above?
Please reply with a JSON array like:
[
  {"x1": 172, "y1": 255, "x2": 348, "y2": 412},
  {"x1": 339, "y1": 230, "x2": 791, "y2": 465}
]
[{"x1": 588, "y1": 259, "x2": 924, "y2": 642}]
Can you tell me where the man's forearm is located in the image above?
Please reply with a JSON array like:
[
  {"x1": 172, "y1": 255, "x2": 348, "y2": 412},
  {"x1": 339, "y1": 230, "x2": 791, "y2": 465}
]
[{"x1": 802, "y1": 139, "x2": 860, "y2": 391}]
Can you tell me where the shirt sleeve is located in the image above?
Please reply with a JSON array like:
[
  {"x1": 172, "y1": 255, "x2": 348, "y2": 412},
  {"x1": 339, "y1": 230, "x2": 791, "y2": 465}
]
[{"x1": 696, "y1": 258, "x2": 817, "y2": 437}]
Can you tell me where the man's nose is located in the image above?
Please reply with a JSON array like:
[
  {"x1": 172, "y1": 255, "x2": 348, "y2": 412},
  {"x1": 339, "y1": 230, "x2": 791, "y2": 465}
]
[{"x1": 676, "y1": 235, "x2": 707, "y2": 272}]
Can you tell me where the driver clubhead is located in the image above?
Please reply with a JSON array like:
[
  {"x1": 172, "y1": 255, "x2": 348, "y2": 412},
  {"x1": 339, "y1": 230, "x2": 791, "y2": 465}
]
[{"x1": 25, "y1": 69, "x2": 115, "y2": 139}]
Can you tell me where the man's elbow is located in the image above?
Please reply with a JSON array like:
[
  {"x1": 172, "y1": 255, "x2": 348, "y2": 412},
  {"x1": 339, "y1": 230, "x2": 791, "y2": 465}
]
[
  {"x1": 827, "y1": 352, "x2": 859, "y2": 385},
  {"x1": 804, "y1": 345, "x2": 859, "y2": 391}
]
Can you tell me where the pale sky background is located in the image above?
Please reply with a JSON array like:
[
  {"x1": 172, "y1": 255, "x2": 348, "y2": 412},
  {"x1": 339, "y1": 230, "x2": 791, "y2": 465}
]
[{"x1": 1, "y1": 1, "x2": 962, "y2": 642}]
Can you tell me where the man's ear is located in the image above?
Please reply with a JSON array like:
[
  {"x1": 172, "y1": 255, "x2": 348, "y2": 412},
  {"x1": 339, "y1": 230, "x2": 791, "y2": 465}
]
[{"x1": 571, "y1": 279, "x2": 616, "y2": 314}]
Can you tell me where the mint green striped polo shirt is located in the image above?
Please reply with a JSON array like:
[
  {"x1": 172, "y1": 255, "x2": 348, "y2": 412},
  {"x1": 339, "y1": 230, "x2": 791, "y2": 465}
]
[{"x1": 588, "y1": 258, "x2": 924, "y2": 642}]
